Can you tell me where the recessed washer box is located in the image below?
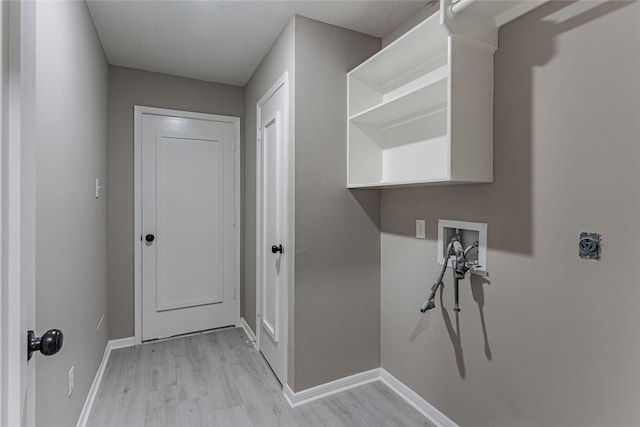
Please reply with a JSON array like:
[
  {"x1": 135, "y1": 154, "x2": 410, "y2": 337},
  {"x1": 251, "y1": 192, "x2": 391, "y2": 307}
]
[{"x1": 437, "y1": 219, "x2": 488, "y2": 275}]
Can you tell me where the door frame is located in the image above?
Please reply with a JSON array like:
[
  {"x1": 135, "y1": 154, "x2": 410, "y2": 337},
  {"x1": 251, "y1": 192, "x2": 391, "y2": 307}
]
[
  {"x1": 255, "y1": 71, "x2": 292, "y2": 387},
  {"x1": 133, "y1": 106, "x2": 241, "y2": 345},
  {"x1": 1, "y1": 0, "x2": 37, "y2": 424}
]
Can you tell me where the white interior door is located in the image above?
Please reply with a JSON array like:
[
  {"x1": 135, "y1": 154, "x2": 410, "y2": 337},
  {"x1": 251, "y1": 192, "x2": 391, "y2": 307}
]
[
  {"x1": 256, "y1": 73, "x2": 289, "y2": 385},
  {"x1": 2, "y1": 2, "x2": 37, "y2": 425},
  {"x1": 139, "y1": 110, "x2": 239, "y2": 341}
]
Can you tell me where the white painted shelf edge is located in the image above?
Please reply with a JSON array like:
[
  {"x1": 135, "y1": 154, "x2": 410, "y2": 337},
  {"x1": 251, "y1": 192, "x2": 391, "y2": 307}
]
[
  {"x1": 348, "y1": 11, "x2": 442, "y2": 81},
  {"x1": 348, "y1": 65, "x2": 448, "y2": 123},
  {"x1": 347, "y1": 179, "x2": 491, "y2": 189}
]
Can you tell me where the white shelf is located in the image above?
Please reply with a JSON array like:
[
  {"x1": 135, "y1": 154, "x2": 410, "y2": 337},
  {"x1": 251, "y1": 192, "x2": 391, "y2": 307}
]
[
  {"x1": 346, "y1": 0, "x2": 549, "y2": 189},
  {"x1": 347, "y1": 11, "x2": 493, "y2": 187},
  {"x1": 347, "y1": 178, "x2": 484, "y2": 189},
  {"x1": 349, "y1": 107, "x2": 449, "y2": 185},
  {"x1": 446, "y1": 0, "x2": 550, "y2": 28},
  {"x1": 347, "y1": 11, "x2": 447, "y2": 118},
  {"x1": 349, "y1": 11, "x2": 446, "y2": 91},
  {"x1": 350, "y1": 74, "x2": 447, "y2": 126}
]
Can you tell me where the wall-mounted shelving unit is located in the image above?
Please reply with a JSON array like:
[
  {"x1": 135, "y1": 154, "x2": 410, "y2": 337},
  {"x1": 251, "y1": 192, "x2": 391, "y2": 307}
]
[{"x1": 347, "y1": 0, "x2": 548, "y2": 189}]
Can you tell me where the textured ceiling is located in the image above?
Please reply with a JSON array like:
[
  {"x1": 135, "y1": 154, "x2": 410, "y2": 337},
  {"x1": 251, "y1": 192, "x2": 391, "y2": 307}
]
[{"x1": 86, "y1": 1, "x2": 430, "y2": 86}]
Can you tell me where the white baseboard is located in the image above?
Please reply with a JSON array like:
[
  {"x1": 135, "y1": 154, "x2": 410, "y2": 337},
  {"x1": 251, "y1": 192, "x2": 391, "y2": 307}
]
[
  {"x1": 76, "y1": 337, "x2": 135, "y2": 427},
  {"x1": 108, "y1": 336, "x2": 135, "y2": 350},
  {"x1": 240, "y1": 317, "x2": 257, "y2": 350},
  {"x1": 284, "y1": 368, "x2": 380, "y2": 407},
  {"x1": 283, "y1": 367, "x2": 457, "y2": 427},
  {"x1": 379, "y1": 368, "x2": 458, "y2": 427}
]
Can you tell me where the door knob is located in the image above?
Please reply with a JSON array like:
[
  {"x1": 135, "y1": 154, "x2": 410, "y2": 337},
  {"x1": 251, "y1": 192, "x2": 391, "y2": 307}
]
[
  {"x1": 271, "y1": 244, "x2": 283, "y2": 254},
  {"x1": 145, "y1": 233, "x2": 155, "y2": 243},
  {"x1": 27, "y1": 329, "x2": 63, "y2": 361}
]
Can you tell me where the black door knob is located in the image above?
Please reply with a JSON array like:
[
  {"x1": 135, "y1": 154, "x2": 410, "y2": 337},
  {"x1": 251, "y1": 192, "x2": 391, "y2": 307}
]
[
  {"x1": 145, "y1": 233, "x2": 155, "y2": 243},
  {"x1": 271, "y1": 244, "x2": 283, "y2": 254},
  {"x1": 27, "y1": 329, "x2": 63, "y2": 361}
]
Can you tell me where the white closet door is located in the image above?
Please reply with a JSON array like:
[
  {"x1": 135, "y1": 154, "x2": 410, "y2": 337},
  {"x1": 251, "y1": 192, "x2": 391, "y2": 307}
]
[
  {"x1": 141, "y1": 113, "x2": 236, "y2": 341},
  {"x1": 257, "y1": 74, "x2": 289, "y2": 385}
]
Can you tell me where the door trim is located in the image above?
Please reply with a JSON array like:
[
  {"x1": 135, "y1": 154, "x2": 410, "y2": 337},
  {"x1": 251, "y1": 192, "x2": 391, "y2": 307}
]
[
  {"x1": 1, "y1": 1, "x2": 37, "y2": 424},
  {"x1": 134, "y1": 106, "x2": 241, "y2": 345},
  {"x1": 255, "y1": 72, "x2": 292, "y2": 387}
]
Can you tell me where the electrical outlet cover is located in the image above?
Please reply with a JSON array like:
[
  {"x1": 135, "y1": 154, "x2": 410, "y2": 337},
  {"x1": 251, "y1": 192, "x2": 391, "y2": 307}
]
[
  {"x1": 416, "y1": 219, "x2": 426, "y2": 239},
  {"x1": 579, "y1": 232, "x2": 601, "y2": 260}
]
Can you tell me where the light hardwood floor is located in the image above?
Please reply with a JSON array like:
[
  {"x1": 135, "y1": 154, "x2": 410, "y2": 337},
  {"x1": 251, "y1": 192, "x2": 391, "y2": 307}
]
[{"x1": 88, "y1": 327, "x2": 433, "y2": 426}]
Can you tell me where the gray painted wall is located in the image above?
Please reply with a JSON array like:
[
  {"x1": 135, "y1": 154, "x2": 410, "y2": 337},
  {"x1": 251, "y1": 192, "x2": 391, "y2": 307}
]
[
  {"x1": 107, "y1": 66, "x2": 244, "y2": 339},
  {"x1": 35, "y1": 2, "x2": 109, "y2": 425},
  {"x1": 293, "y1": 16, "x2": 380, "y2": 392},
  {"x1": 380, "y1": 2, "x2": 640, "y2": 426},
  {"x1": 243, "y1": 16, "x2": 381, "y2": 391}
]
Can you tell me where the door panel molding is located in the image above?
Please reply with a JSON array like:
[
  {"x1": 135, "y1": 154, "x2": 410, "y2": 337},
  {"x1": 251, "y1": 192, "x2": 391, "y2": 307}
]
[
  {"x1": 134, "y1": 106, "x2": 240, "y2": 344},
  {"x1": 260, "y1": 111, "x2": 281, "y2": 344},
  {"x1": 154, "y1": 133, "x2": 224, "y2": 312},
  {"x1": 256, "y1": 72, "x2": 291, "y2": 386}
]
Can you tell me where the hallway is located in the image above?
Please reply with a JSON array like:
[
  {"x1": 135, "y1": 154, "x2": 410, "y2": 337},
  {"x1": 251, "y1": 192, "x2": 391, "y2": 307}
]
[{"x1": 87, "y1": 328, "x2": 432, "y2": 426}]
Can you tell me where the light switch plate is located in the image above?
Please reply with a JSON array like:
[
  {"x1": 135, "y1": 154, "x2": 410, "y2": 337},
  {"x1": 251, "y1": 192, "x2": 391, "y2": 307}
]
[{"x1": 416, "y1": 219, "x2": 426, "y2": 239}]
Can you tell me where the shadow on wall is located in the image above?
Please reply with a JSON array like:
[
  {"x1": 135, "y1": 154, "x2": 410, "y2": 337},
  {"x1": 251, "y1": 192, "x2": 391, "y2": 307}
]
[
  {"x1": 440, "y1": 288, "x2": 465, "y2": 377},
  {"x1": 470, "y1": 274, "x2": 492, "y2": 361},
  {"x1": 349, "y1": 188, "x2": 381, "y2": 230},
  {"x1": 410, "y1": 270, "x2": 491, "y2": 379},
  {"x1": 382, "y1": 0, "x2": 633, "y2": 255},
  {"x1": 385, "y1": 0, "x2": 634, "y2": 377}
]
